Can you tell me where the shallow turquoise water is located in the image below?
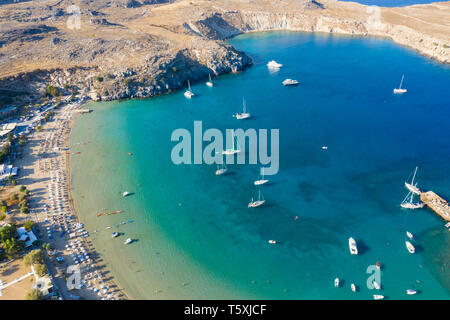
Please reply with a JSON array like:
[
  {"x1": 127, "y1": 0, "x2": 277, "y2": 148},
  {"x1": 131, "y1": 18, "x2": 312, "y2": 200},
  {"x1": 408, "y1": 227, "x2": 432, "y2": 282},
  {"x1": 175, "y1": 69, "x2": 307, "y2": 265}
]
[{"x1": 71, "y1": 31, "x2": 450, "y2": 299}]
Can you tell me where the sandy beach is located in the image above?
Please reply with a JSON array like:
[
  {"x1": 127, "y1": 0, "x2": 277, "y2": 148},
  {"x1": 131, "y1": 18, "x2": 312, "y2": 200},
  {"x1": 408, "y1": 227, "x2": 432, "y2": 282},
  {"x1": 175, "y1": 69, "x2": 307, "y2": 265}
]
[{"x1": 16, "y1": 98, "x2": 128, "y2": 300}]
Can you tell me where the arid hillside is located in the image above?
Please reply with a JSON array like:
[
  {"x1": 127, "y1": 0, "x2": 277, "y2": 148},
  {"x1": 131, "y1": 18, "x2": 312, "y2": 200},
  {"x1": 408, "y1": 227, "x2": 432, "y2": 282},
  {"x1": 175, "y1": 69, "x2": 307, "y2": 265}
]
[{"x1": 0, "y1": 0, "x2": 448, "y2": 103}]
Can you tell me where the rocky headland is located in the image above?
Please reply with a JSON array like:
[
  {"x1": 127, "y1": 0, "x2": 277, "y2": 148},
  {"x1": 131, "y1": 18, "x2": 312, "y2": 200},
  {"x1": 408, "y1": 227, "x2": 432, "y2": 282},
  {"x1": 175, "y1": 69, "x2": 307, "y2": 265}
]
[{"x1": 0, "y1": 0, "x2": 448, "y2": 103}]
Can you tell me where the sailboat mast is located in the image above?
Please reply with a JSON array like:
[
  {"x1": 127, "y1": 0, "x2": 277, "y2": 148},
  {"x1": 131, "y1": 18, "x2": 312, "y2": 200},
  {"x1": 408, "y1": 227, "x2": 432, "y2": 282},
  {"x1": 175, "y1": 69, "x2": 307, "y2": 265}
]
[
  {"x1": 411, "y1": 166, "x2": 418, "y2": 184},
  {"x1": 399, "y1": 75, "x2": 404, "y2": 89},
  {"x1": 243, "y1": 98, "x2": 246, "y2": 113}
]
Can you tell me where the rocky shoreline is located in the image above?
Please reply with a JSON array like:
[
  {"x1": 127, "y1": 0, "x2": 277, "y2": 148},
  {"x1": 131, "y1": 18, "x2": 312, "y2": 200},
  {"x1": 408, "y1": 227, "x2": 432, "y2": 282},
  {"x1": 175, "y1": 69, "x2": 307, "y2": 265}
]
[{"x1": 0, "y1": 0, "x2": 448, "y2": 104}]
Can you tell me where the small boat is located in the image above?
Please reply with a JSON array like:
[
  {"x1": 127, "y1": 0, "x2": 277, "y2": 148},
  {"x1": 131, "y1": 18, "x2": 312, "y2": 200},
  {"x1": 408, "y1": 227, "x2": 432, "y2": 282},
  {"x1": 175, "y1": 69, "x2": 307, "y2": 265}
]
[
  {"x1": 405, "y1": 240, "x2": 415, "y2": 253},
  {"x1": 348, "y1": 237, "x2": 358, "y2": 255},
  {"x1": 222, "y1": 130, "x2": 241, "y2": 155},
  {"x1": 376, "y1": 262, "x2": 381, "y2": 269},
  {"x1": 105, "y1": 226, "x2": 111, "y2": 230},
  {"x1": 334, "y1": 278, "x2": 340, "y2": 288},
  {"x1": 373, "y1": 295, "x2": 384, "y2": 300},
  {"x1": 282, "y1": 79, "x2": 299, "y2": 86},
  {"x1": 254, "y1": 168, "x2": 269, "y2": 186},
  {"x1": 406, "y1": 231, "x2": 414, "y2": 240},
  {"x1": 112, "y1": 232, "x2": 119, "y2": 238},
  {"x1": 235, "y1": 98, "x2": 250, "y2": 120},
  {"x1": 206, "y1": 74, "x2": 213, "y2": 87},
  {"x1": 400, "y1": 190, "x2": 424, "y2": 209},
  {"x1": 393, "y1": 75, "x2": 407, "y2": 94},
  {"x1": 122, "y1": 191, "x2": 131, "y2": 197},
  {"x1": 404, "y1": 167, "x2": 421, "y2": 195},
  {"x1": 184, "y1": 80, "x2": 194, "y2": 98},
  {"x1": 406, "y1": 289, "x2": 417, "y2": 295},
  {"x1": 248, "y1": 190, "x2": 265, "y2": 208},
  {"x1": 373, "y1": 281, "x2": 381, "y2": 290},
  {"x1": 267, "y1": 60, "x2": 283, "y2": 69},
  {"x1": 124, "y1": 238, "x2": 133, "y2": 245},
  {"x1": 351, "y1": 283, "x2": 356, "y2": 292},
  {"x1": 321, "y1": 146, "x2": 328, "y2": 150},
  {"x1": 215, "y1": 162, "x2": 228, "y2": 175},
  {"x1": 268, "y1": 240, "x2": 276, "y2": 244},
  {"x1": 445, "y1": 222, "x2": 450, "y2": 228}
]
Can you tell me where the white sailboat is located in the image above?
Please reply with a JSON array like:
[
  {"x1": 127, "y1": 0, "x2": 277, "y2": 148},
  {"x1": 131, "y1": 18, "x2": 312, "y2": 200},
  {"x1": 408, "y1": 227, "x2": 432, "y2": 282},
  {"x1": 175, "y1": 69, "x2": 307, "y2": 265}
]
[
  {"x1": 222, "y1": 130, "x2": 241, "y2": 155},
  {"x1": 254, "y1": 168, "x2": 269, "y2": 186},
  {"x1": 400, "y1": 190, "x2": 424, "y2": 209},
  {"x1": 348, "y1": 237, "x2": 358, "y2": 255},
  {"x1": 406, "y1": 289, "x2": 417, "y2": 295},
  {"x1": 373, "y1": 295, "x2": 384, "y2": 300},
  {"x1": 393, "y1": 75, "x2": 407, "y2": 94},
  {"x1": 215, "y1": 162, "x2": 228, "y2": 175},
  {"x1": 405, "y1": 240, "x2": 415, "y2": 253},
  {"x1": 184, "y1": 80, "x2": 194, "y2": 98},
  {"x1": 248, "y1": 190, "x2": 265, "y2": 208},
  {"x1": 351, "y1": 283, "x2": 356, "y2": 292},
  {"x1": 404, "y1": 167, "x2": 421, "y2": 195},
  {"x1": 124, "y1": 238, "x2": 132, "y2": 245},
  {"x1": 235, "y1": 98, "x2": 250, "y2": 120},
  {"x1": 206, "y1": 74, "x2": 213, "y2": 87},
  {"x1": 122, "y1": 191, "x2": 131, "y2": 197}
]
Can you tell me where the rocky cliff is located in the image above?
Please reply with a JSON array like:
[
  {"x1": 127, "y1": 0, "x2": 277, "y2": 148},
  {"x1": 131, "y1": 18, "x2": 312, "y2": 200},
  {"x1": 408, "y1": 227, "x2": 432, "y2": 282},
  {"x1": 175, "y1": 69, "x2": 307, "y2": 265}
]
[{"x1": 0, "y1": 0, "x2": 448, "y2": 104}]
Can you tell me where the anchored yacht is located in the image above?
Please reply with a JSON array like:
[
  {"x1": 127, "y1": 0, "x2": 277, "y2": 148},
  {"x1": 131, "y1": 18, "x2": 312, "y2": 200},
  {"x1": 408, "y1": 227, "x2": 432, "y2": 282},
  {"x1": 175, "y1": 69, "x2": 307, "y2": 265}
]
[
  {"x1": 393, "y1": 75, "x2": 407, "y2": 94},
  {"x1": 348, "y1": 237, "x2": 358, "y2": 255}
]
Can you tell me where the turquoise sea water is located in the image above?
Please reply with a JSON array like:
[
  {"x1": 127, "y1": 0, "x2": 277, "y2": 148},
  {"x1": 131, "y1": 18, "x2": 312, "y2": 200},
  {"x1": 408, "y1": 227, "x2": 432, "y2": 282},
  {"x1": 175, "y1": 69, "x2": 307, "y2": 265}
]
[
  {"x1": 71, "y1": 31, "x2": 450, "y2": 299},
  {"x1": 339, "y1": 0, "x2": 445, "y2": 7}
]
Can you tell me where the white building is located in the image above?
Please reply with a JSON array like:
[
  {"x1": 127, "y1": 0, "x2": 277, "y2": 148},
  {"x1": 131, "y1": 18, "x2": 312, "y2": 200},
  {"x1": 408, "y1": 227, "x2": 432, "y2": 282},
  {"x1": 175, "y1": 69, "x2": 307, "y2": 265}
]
[
  {"x1": 0, "y1": 163, "x2": 18, "y2": 181},
  {"x1": 17, "y1": 227, "x2": 37, "y2": 247}
]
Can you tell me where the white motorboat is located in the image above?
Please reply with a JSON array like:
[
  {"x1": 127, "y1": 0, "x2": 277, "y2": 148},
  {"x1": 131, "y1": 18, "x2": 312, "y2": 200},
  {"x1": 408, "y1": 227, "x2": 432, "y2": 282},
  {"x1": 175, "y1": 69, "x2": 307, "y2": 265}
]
[
  {"x1": 124, "y1": 238, "x2": 133, "y2": 245},
  {"x1": 206, "y1": 74, "x2": 213, "y2": 87},
  {"x1": 268, "y1": 240, "x2": 276, "y2": 244},
  {"x1": 405, "y1": 240, "x2": 415, "y2": 253},
  {"x1": 406, "y1": 231, "x2": 414, "y2": 240},
  {"x1": 267, "y1": 60, "x2": 283, "y2": 69},
  {"x1": 254, "y1": 168, "x2": 269, "y2": 186},
  {"x1": 248, "y1": 190, "x2": 265, "y2": 208},
  {"x1": 373, "y1": 281, "x2": 381, "y2": 290},
  {"x1": 235, "y1": 98, "x2": 250, "y2": 120},
  {"x1": 122, "y1": 191, "x2": 131, "y2": 197},
  {"x1": 321, "y1": 146, "x2": 328, "y2": 150},
  {"x1": 215, "y1": 162, "x2": 228, "y2": 175},
  {"x1": 184, "y1": 80, "x2": 194, "y2": 98},
  {"x1": 282, "y1": 79, "x2": 299, "y2": 86},
  {"x1": 373, "y1": 295, "x2": 384, "y2": 300},
  {"x1": 222, "y1": 130, "x2": 241, "y2": 155},
  {"x1": 334, "y1": 278, "x2": 340, "y2": 288},
  {"x1": 404, "y1": 167, "x2": 421, "y2": 195},
  {"x1": 351, "y1": 283, "x2": 356, "y2": 292},
  {"x1": 445, "y1": 222, "x2": 450, "y2": 228},
  {"x1": 406, "y1": 289, "x2": 417, "y2": 295},
  {"x1": 393, "y1": 75, "x2": 407, "y2": 94},
  {"x1": 112, "y1": 232, "x2": 119, "y2": 238},
  {"x1": 348, "y1": 237, "x2": 358, "y2": 255}
]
